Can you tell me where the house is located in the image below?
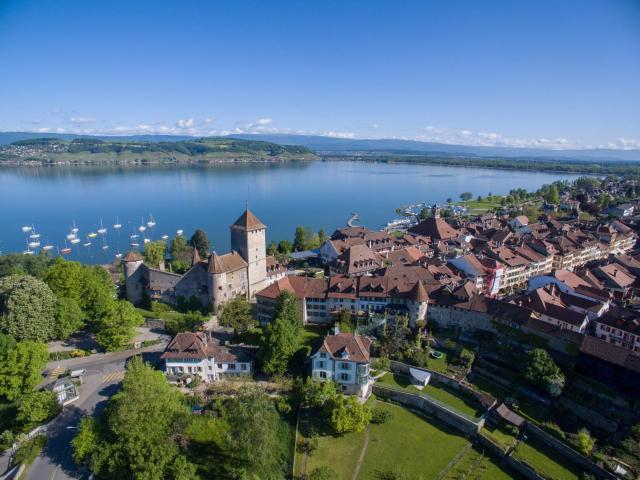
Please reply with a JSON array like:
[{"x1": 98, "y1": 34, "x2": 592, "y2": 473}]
[
  {"x1": 577, "y1": 335, "x2": 640, "y2": 395},
  {"x1": 310, "y1": 331, "x2": 373, "y2": 397},
  {"x1": 519, "y1": 285, "x2": 591, "y2": 334},
  {"x1": 594, "y1": 307, "x2": 640, "y2": 353},
  {"x1": 608, "y1": 203, "x2": 635, "y2": 218},
  {"x1": 161, "y1": 331, "x2": 256, "y2": 383},
  {"x1": 123, "y1": 209, "x2": 272, "y2": 312},
  {"x1": 508, "y1": 215, "x2": 529, "y2": 231}
]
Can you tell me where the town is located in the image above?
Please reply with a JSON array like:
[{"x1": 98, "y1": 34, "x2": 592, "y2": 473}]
[{"x1": 1, "y1": 174, "x2": 640, "y2": 480}]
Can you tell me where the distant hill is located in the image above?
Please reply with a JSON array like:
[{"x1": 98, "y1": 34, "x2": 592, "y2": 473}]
[
  {"x1": 0, "y1": 135, "x2": 316, "y2": 165},
  {"x1": 228, "y1": 133, "x2": 640, "y2": 162}
]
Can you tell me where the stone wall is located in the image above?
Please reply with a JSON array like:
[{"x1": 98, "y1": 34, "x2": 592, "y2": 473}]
[
  {"x1": 557, "y1": 397, "x2": 618, "y2": 434},
  {"x1": 505, "y1": 454, "x2": 545, "y2": 480},
  {"x1": 526, "y1": 423, "x2": 615, "y2": 480},
  {"x1": 373, "y1": 385, "x2": 483, "y2": 436}
]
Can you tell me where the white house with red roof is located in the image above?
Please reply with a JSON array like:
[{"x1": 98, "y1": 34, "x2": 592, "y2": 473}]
[{"x1": 310, "y1": 331, "x2": 373, "y2": 397}]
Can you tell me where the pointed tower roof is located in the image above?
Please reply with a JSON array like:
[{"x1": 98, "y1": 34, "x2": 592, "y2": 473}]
[
  {"x1": 410, "y1": 280, "x2": 429, "y2": 303},
  {"x1": 208, "y1": 251, "x2": 225, "y2": 274},
  {"x1": 122, "y1": 251, "x2": 143, "y2": 262},
  {"x1": 191, "y1": 247, "x2": 201, "y2": 266},
  {"x1": 231, "y1": 209, "x2": 266, "y2": 231}
]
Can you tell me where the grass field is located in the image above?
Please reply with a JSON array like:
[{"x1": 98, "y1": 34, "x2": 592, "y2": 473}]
[
  {"x1": 480, "y1": 423, "x2": 519, "y2": 451},
  {"x1": 456, "y1": 197, "x2": 504, "y2": 213},
  {"x1": 513, "y1": 437, "x2": 583, "y2": 480},
  {"x1": 442, "y1": 446, "x2": 520, "y2": 480},
  {"x1": 376, "y1": 373, "x2": 484, "y2": 418}
]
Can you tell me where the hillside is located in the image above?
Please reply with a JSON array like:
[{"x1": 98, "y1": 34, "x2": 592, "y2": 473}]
[{"x1": 0, "y1": 136, "x2": 317, "y2": 165}]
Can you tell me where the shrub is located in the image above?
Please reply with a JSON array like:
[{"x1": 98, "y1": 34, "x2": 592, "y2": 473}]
[
  {"x1": 371, "y1": 407, "x2": 394, "y2": 424},
  {"x1": 308, "y1": 466, "x2": 337, "y2": 480},
  {"x1": 17, "y1": 391, "x2": 60, "y2": 424},
  {"x1": 372, "y1": 355, "x2": 390, "y2": 372},
  {"x1": 576, "y1": 428, "x2": 595, "y2": 456},
  {"x1": 541, "y1": 421, "x2": 566, "y2": 440},
  {"x1": 14, "y1": 435, "x2": 47, "y2": 465}
]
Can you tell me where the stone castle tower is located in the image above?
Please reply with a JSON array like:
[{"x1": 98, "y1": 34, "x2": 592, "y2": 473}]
[{"x1": 230, "y1": 209, "x2": 268, "y2": 298}]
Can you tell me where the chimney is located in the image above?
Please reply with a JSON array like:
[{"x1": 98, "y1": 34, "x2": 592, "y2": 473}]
[
  {"x1": 334, "y1": 323, "x2": 340, "y2": 335},
  {"x1": 158, "y1": 261, "x2": 165, "y2": 272}
]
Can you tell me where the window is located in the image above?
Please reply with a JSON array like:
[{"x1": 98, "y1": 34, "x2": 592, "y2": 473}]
[
  {"x1": 319, "y1": 371, "x2": 327, "y2": 379},
  {"x1": 340, "y1": 362, "x2": 350, "y2": 370},
  {"x1": 340, "y1": 373, "x2": 349, "y2": 381},
  {"x1": 217, "y1": 363, "x2": 223, "y2": 369},
  {"x1": 228, "y1": 364, "x2": 236, "y2": 370},
  {"x1": 241, "y1": 364, "x2": 247, "y2": 370},
  {"x1": 317, "y1": 361, "x2": 325, "y2": 369},
  {"x1": 320, "y1": 353, "x2": 327, "y2": 359}
]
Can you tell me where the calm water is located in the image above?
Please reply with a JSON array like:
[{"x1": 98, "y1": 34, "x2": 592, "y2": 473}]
[{"x1": 0, "y1": 161, "x2": 581, "y2": 263}]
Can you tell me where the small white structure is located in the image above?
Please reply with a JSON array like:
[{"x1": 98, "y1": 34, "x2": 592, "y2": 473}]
[
  {"x1": 310, "y1": 331, "x2": 372, "y2": 397},
  {"x1": 409, "y1": 367, "x2": 431, "y2": 389},
  {"x1": 51, "y1": 378, "x2": 79, "y2": 406},
  {"x1": 161, "y1": 332, "x2": 255, "y2": 383}
]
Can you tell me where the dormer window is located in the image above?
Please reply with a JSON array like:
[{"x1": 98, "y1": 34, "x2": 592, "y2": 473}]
[
  {"x1": 340, "y1": 350, "x2": 349, "y2": 359},
  {"x1": 320, "y1": 353, "x2": 327, "y2": 359}
]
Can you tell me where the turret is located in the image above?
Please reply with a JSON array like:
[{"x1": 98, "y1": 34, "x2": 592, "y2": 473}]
[{"x1": 122, "y1": 251, "x2": 144, "y2": 279}]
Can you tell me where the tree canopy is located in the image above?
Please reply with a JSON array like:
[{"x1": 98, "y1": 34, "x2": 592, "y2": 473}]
[
  {"x1": 0, "y1": 341, "x2": 49, "y2": 401},
  {"x1": 0, "y1": 274, "x2": 56, "y2": 341},
  {"x1": 218, "y1": 295, "x2": 254, "y2": 333},
  {"x1": 95, "y1": 300, "x2": 143, "y2": 351},
  {"x1": 523, "y1": 348, "x2": 565, "y2": 397},
  {"x1": 189, "y1": 229, "x2": 211, "y2": 258},
  {"x1": 259, "y1": 316, "x2": 298, "y2": 375},
  {"x1": 72, "y1": 358, "x2": 197, "y2": 479},
  {"x1": 143, "y1": 240, "x2": 166, "y2": 269},
  {"x1": 325, "y1": 394, "x2": 372, "y2": 434}
]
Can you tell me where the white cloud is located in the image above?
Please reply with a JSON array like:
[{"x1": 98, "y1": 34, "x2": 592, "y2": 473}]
[
  {"x1": 176, "y1": 118, "x2": 195, "y2": 129},
  {"x1": 256, "y1": 118, "x2": 273, "y2": 126},
  {"x1": 69, "y1": 116, "x2": 96, "y2": 124}
]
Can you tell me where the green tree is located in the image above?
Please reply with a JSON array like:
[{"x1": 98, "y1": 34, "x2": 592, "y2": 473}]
[
  {"x1": 169, "y1": 235, "x2": 191, "y2": 263},
  {"x1": 277, "y1": 240, "x2": 293, "y2": 255},
  {"x1": 545, "y1": 184, "x2": 560, "y2": 204},
  {"x1": 577, "y1": 428, "x2": 595, "y2": 456},
  {"x1": 222, "y1": 386, "x2": 290, "y2": 479},
  {"x1": 337, "y1": 309, "x2": 355, "y2": 332},
  {"x1": 0, "y1": 274, "x2": 56, "y2": 341},
  {"x1": 0, "y1": 333, "x2": 16, "y2": 357},
  {"x1": 44, "y1": 260, "x2": 114, "y2": 323},
  {"x1": 143, "y1": 240, "x2": 166, "y2": 268},
  {"x1": 73, "y1": 358, "x2": 197, "y2": 479},
  {"x1": 259, "y1": 317, "x2": 298, "y2": 375},
  {"x1": 318, "y1": 229, "x2": 328, "y2": 245},
  {"x1": 0, "y1": 341, "x2": 48, "y2": 401},
  {"x1": 523, "y1": 348, "x2": 565, "y2": 397},
  {"x1": 297, "y1": 378, "x2": 338, "y2": 408},
  {"x1": 460, "y1": 192, "x2": 473, "y2": 202},
  {"x1": 293, "y1": 226, "x2": 306, "y2": 251},
  {"x1": 55, "y1": 297, "x2": 84, "y2": 339},
  {"x1": 17, "y1": 390, "x2": 60, "y2": 424},
  {"x1": 189, "y1": 229, "x2": 210, "y2": 257},
  {"x1": 95, "y1": 301, "x2": 143, "y2": 352},
  {"x1": 275, "y1": 290, "x2": 301, "y2": 334},
  {"x1": 218, "y1": 295, "x2": 254, "y2": 333},
  {"x1": 0, "y1": 252, "x2": 53, "y2": 279},
  {"x1": 419, "y1": 207, "x2": 430, "y2": 220},
  {"x1": 308, "y1": 466, "x2": 338, "y2": 480},
  {"x1": 325, "y1": 394, "x2": 372, "y2": 434},
  {"x1": 267, "y1": 241, "x2": 277, "y2": 257}
]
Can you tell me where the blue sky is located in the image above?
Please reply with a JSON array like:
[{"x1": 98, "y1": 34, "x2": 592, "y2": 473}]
[{"x1": 0, "y1": 0, "x2": 638, "y2": 149}]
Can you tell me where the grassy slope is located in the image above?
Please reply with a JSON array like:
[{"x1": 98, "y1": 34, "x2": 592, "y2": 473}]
[{"x1": 513, "y1": 437, "x2": 583, "y2": 480}]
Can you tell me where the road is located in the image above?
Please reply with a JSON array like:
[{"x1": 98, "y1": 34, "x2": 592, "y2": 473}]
[{"x1": 24, "y1": 345, "x2": 165, "y2": 480}]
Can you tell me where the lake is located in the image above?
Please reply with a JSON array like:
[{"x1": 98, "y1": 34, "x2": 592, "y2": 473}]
[{"x1": 0, "y1": 160, "x2": 581, "y2": 263}]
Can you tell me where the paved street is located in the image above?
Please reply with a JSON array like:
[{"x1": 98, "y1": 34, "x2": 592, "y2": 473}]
[{"x1": 23, "y1": 345, "x2": 165, "y2": 480}]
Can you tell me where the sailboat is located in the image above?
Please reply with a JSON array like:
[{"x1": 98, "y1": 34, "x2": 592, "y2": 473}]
[
  {"x1": 28, "y1": 239, "x2": 41, "y2": 248},
  {"x1": 70, "y1": 237, "x2": 81, "y2": 244},
  {"x1": 97, "y1": 218, "x2": 107, "y2": 235},
  {"x1": 23, "y1": 240, "x2": 34, "y2": 255},
  {"x1": 88, "y1": 232, "x2": 97, "y2": 239},
  {"x1": 83, "y1": 241, "x2": 92, "y2": 247},
  {"x1": 147, "y1": 214, "x2": 156, "y2": 228},
  {"x1": 115, "y1": 252, "x2": 123, "y2": 259},
  {"x1": 60, "y1": 240, "x2": 72, "y2": 255},
  {"x1": 71, "y1": 222, "x2": 79, "y2": 234},
  {"x1": 161, "y1": 234, "x2": 169, "y2": 240},
  {"x1": 21, "y1": 225, "x2": 32, "y2": 233},
  {"x1": 176, "y1": 229, "x2": 184, "y2": 236},
  {"x1": 113, "y1": 217, "x2": 122, "y2": 229},
  {"x1": 29, "y1": 227, "x2": 40, "y2": 239},
  {"x1": 42, "y1": 243, "x2": 54, "y2": 251},
  {"x1": 143, "y1": 238, "x2": 151, "y2": 244}
]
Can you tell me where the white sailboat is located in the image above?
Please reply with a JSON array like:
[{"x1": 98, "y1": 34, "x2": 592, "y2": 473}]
[
  {"x1": 97, "y1": 218, "x2": 107, "y2": 235},
  {"x1": 176, "y1": 229, "x2": 184, "y2": 236},
  {"x1": 113, "y1": 216, "x2": 122, "y2": 229},
  {"x1": 21, "y1": 225, "x2": 32, "y2": 233},
  {"x1": 23, "y1": 240, "x2": 34, "y2": 255},
  {"x1": 161, "y1": 234, "x2": 169, "y2": 240},
  {"x1": 42, "y1": 243, "x2": 54, "y2": 251},
  {"x1": 28, "y1": 240, "x2": 40, "y2": 248},
  {"x1": 70, "y1": 237, "x2": 81, "y2": 244},
  {"x1": 71, "y1": 222, "x2": 79, "y2": 234},
  {"x1": 147, "y1": 214, "x2": 156, "y2": 228},
  {"x1": 143, "y1": 238, "x2": 151, "y2": 244},
  {"x1": 83, "y1": 241, "x2": 92, "y2": 247}
]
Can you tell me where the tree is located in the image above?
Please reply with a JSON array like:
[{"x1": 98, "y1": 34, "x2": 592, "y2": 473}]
[
  {"x1": 0, "y1": 341, "x2": 48, "y2": 401},
  {"x1": 293, "y1": 226, "x2": 307, "y2": 251},
  {"x1": 189, "y1": 229, "x2": 210, "y2": 257},
  {"x1": 275, "y1": 291, "x2": 301, "y2": 334},
  {"x1": 259, "y1": 317, "x2": 298, "y2": 375},
  {"x1": 55, "y1": 297, "x2": 84, "y2": 340},
  {"x1": 308, "y1": 466, "x2": 337, "y2": 480},
  {"x1": 267, "y1": 241, "x2": 277, "y2": 257},
  {"x1": 277, "y1": 240, "x2": 293, "y2": 255},
  {"x1": 17, "y1": 390, "x2": 60, "y2": 424},
  {"x1": 143, "y1": 240, "x2": 166, "y2": 268},
  {"x1": 523, "y1": 205, "x2": 542, "y2": 222},
  {"x1": 95, "y1": 301, "x2": 143, "y2": 352},
  {"x1": 222, "y1": 386, "x2": 290, "y2": 479},
  {"x1": 523, "y1": 348, "x2": 565, "y2": 396},
  {"x1": 325, "y1": 394, "x2": 372, "y2": 433},
  {"x1": 169, "y1": 235, "x2": 191, "y2": 263},
  {"x1": 577, "y1": 428, "x2": 595, "y2": 456},
  {"x1": 73, "y1": 358, "x2": 197, "y2": 479},
  {"x1": 0, "y1": 252, "x2": 53, "y2": 279},
  {"x1": 446, "y1": 197, "x2": 452, "y2": 203},
  {"x1": 0, "y1": 274, "x2": 56, "y2": 341},
  {"x1": 44, "y1": 260, "x2": 114, "y2": 323},
  {"x1": 460, "y1": 192, "x2": 473, "y2": 202},
  {"x1": 337, "y1": 309, "x2": 355, "y2": 332},
  {"x1": 218, "y1": 295, "x2": 254, "y2": 333},
  {"x1": 0, "y1": 333, "x2": 16, "y2": 357},
  {"x1": 318, "y1": 229, "x2": 328, "y2": 245},
  {"x1": 297, "y1": 378, "x2": 338, "y2": 408},
  {"x1": 419, "y1": 207, "x2": 430, "y2": 220},
  {"x1": 544, "y1": 184, "x2": 560, "y2": 204}
]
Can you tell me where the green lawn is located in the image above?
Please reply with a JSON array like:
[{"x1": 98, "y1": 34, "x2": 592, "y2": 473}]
[
  {"x1": 442, "y1": 446, "x2": 521, "y2": 480},
  {"x1": 480, "y1": 424, "x2": 519, "y2": 451},
  {"x1": 456, "y1": 197, "x2": 504, "y2": 213},
  {"x1": 426, "y1": 350, "x2": 449, "y2": 373},
  {"x1": 377, "y1": 373, "x2": 484, "y2": 419},
  {"x1": 468, "y1": 374, "x2": 512, "y2": 400},
  {"x1": 358, "y1": 401, "x2": 470, "y2": 480},
  {"x1": 513, "y1": 437, "x2": 583, "y2": 480}
]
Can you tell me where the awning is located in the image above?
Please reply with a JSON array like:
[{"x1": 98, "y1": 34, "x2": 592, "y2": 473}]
[{"x1": 409, "y1": 367, "x2": 431, "y2": 386}]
